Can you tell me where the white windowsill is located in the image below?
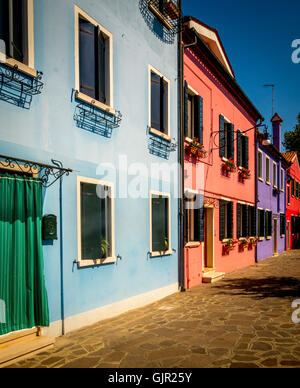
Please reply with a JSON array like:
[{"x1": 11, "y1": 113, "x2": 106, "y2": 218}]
[
  {"x1": 185, "y1": 242, "x2": 201, "y2": 248},
  {"x1": 5, "y1": 58, "x2": 37, "y2": 78},
  {"x1": 258, "y1": 178, "x2": 264, "y2": 182},
  {"x1": 149, "y1": 127, "x2": 172, "y2": 142},
  {"x1": 151, "y1": 250, "x2": 173, "y2": 258},
  {"x1": 76, "y1": 91, "x2": 116, "y2": 116},
  {"x1": 77, "y1": 257, "x2": 117, "y2": 268}
]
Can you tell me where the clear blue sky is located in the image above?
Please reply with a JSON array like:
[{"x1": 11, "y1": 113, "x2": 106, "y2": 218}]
[{"x1": 183, "y1": 0, "x2": 300, "y2": 144}]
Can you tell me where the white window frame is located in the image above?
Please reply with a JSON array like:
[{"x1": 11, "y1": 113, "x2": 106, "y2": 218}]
[
  {"x1": 258, "y1": 150, "x2": 263, "y2": 181},
  {"x1": 281, "y1": 168, "x2": 284, "y2": 192},
  {"x1": 150, "y1": 190, "x2": 172, "y2": 257},
  {"x1": 4, "y1": 0, "x2": 36, "y2": 77},
  {"x1": 77, "y1": 176, "x2": 116, "y2": 268},
  {"x1": 148, "y1": 64, "x2": 171, "y2": 142},
  {"x1": 74, "y1": 6, "x2": 115, "y2": 115},
  {"x1": 266, "y1": 156, "x2": 271, "y2": 185},
  {"x1": 273, "y1": 162, "x2": 278, "y2": 189}
]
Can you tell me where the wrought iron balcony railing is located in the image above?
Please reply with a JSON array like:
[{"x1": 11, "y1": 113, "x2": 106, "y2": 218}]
[
  {"x1": 0, "y1": 63, "x2": 43, "y2": 109},
  {"x1": 148, "y1": 0, "x2": 181, "y2": 31}
]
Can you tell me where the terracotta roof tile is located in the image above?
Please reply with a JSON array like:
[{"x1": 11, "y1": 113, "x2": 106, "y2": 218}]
[{"x1": 282, "y1": 151, "x2": 297, "y2": 163}]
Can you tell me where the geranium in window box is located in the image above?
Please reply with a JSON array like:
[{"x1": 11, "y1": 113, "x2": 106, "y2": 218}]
[
  {"x1": 223, "y1": 239, "x2": 238, "y2": 253},
  {"x1": 163, "y1": 0, "x2": 180, "y2": 20},
  {"x1": 187, "y1": 138, "x2": 207, "y2": 160},
  {"x1": 222, "y1": 158, "x2": 236, "y2": 173},
  {"x1": 239, "y1": 167, "x2": 251, "y2": 180},
  {"x1": 239, "y1": 238, "x2": 250, "y2": 250},
  {"x1": 249, "y1": 237, "x2": 258, "y2": 247}
]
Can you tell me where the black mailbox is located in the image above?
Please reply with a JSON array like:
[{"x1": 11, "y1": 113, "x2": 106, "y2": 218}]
[{"x1": 42, "y1": 215, "x2": 58, "y2": 241}]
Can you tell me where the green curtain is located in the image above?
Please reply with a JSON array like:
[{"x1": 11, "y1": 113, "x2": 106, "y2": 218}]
[{"x1": 0, "y1": 173, "x2": 49, "y2": 336}]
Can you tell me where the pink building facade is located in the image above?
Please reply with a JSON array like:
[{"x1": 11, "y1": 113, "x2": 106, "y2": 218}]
[{"x1": 183, "y1": 17, "x2": 263, "y2": 288}]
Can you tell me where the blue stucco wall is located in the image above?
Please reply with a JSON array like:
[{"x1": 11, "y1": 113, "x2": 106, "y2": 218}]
[{"x1": 0, "y1": 0, "x2": 179, "y2": 326}]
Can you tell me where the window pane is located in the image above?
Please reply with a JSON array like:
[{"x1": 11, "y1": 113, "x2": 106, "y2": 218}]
[
  {"x1": 151, "y1": 72, "x2": 161, "y2": 131},
  {"x1": 81, "y1": 183, "x2": 112, "y2": 260},
  {"x1": 79, "y1": 18, "x2": 96, "y2": 99},
  {"x1": 266, "y1": 159, "x2": 270, "y2": 182},
  {"x1": 152, "y1": 195, "x2": 169, "y2": 252},
  {"x1": 258, "y1": 153, "x2": 262, "y2": 178},
  {"x1": 162, "y1": 78, "x2": 168, "y2": 134}
]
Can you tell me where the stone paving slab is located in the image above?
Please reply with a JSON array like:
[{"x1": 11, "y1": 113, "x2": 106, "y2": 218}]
[{"x1": 7, "y1": 250, "x2": 300, "y2": 368}]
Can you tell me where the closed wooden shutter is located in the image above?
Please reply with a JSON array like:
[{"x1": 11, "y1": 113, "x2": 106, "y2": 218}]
[
  {"x1": 237, "y1": 130, "x2": 241, "y2": 167},
  {"x1": 96, "y1": 28, "x2": 106, "y2": 104},
  {"x1": 219, "y1": 115, "x2": 225, "y2": 158},
  {"x1": 184, "y1": 82, "x2": 189, "y2": 138},
  {"x1": 251, "y1": 207, "x2": 256, "y2": 236},
  {"x1": 228, "y1": 202, "x2": 234, "y2": 239},
  {"x1": 194, "y1": 96, "x2": 204, "y2": 144},
  {"x1": 228, "y1": 124, "x2": 235, "y2": 160},
  {"x1": 0, "y1": 0, "x2": 9, "y2": 57},
  {"x1": 244, "y1": 136, "x2": 249, "y2": 169},
  {"x1": 242, "y1": 205, "x2": 248, "y2": 237},
  {"x1": 12, "y1": 0, "x2": 26, "y2": 63},
  {"x1": 79, "y1": 18, "x2": 96, "y2": 99},
  {"x1": 219, "y1": 200, "x2": 225, "y2": 241},
  {"x1": 195, "y1": 194, "x2": 204, "y2": 242},
  {"x1": 237, "y1": 203, "x2": 241, "y2": 239}
]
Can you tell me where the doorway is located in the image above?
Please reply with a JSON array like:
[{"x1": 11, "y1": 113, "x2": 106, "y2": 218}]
[
  {"x1": 204, "y1": 207, "x2": 214, "y2": 270},
  {"x1": 273, "y1": 218, "x2": 278, "y2": 256}
]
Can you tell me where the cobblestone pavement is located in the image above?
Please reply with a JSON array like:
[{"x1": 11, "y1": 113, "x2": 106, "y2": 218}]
[{"x1": 9, "y1": 250, "x2": 300, "y2": 368}]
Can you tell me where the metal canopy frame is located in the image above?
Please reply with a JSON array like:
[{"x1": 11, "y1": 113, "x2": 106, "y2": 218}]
[{"x1": 0, "y1": 154, "x2": 73, "y2": 188}]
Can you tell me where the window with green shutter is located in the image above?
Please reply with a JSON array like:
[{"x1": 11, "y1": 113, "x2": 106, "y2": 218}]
[
  {"x1": 185, "y1": 193, "x2": 204, "y2": 243},
  {"x1": 265, "y1": 211, "x2": 272, "y2": 238},
  {"x1": 185, "y1": 90, "x2": 204, "y2": 143},
  {"x1": 220, "y1": 200, "x2": 233, "y2": 240},
  {"x1": 219, "y1": 115, "x2": 234, "y2": 160},
  {"x1": 237, "y1": 132, "x2": 249, "y2": 169},
  {"x1": 237, "y1": 203, "x2": 251, "y2": 238},
  {"x1": 280, "y1": 214, "x2": 286, "y2": 236},
  {"x1": 258, "y1": 209, "x2": 265, "y2": 238}
]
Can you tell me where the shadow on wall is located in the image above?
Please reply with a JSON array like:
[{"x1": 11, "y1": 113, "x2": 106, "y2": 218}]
[
  {"x1": 213, "y1": 277, "x2": 300, "y2": 300},
  {"x1": 139, "y1": 0, "x2": 176, "y2": 45}
]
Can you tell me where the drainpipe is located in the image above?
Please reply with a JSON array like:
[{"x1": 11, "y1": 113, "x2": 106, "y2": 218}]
[{"x1": 52, "y1": 160, "x2": 65, "y2": 336}]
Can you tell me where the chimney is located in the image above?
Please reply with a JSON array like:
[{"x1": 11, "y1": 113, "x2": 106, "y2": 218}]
[{"x1": 271, "y1": 113, "x2": 283, "y2": 152}]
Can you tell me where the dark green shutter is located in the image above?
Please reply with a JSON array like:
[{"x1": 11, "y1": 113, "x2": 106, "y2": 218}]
[
  {"x1": 237, "y1": 203, "x2": 241, "y2": 239},
  {"x1": 184, "y1": 82, "x2": 188, "y2": 138},
  {"x1": 265, "y1": 211, "x2": 268, "y2": 238},
  {"x1": 194, "y1": 96, "x2": 203, "y2": 144},
  {"x1": 96, "y1": 28, "x2": 106, "y2": 104},
  {"x1": 228, "y1": 124, "x2": 235, "y2": 160},
  {"x1": 195, "y1": 195, "x2": 204, "y2": 242},
  {"x1": 258, "y1": 209, "x2": 261, "y2": 237},
  {"x1": 228, "y1": 202, "x2": 234, "y2": 239},
  {"x1": 79, "y1": 18, "x2": 96, "y2": 99},
  {"x1": 242, "y1": 205, "x2": 248, "y2": 237},
  {"x1": 237, "y1": 130, "x2": 241, "y2": 167},
  {"x1": 219, "y1": 200, "x2": 225, "y2": 241},
  {"x1": 219, "y1": 115, "x2": 225, "y2": 158},
  {"x1": 244, "y1": 136, "x2": 249, "y2": 169},
  {"x1": 251, "y1": 207, "x2": 256, "y2": 236}
]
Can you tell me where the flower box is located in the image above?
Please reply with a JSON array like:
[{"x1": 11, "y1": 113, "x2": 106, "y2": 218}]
[
  {"x1": 239, "y1": 167, "x2": 251, "y2": 180},
  {"x1": 222, "y1": 158, "x2": 236, "y2": 173},
  {"x1": 223, "y1": 239, "x2": 238, "y2": 253},
  {"x1": 186, "y1": 138, "x2": 207, "y2": 160}
]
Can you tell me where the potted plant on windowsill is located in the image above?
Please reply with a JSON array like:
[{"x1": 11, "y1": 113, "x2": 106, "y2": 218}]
[
  {"x1": 239, "y1": 167, "x2": 251, "y2": 180},
  {"x1": 186, "y1": 138, "x2": 207, "y2": 160},
  {"x1": 222, "y1": 157, "x2": 236, "y2": 173},
  {"x1": 239, "y1": 238, "x2": 250, "y2": 250},
  {"x1": 223, "y1": 239, "x2": 238, "y2": 253},
  {"x1": 100, "y1": 238, "x2": 110, "y2": 259},
  {"x1": 249, "y1": 237, "x2": 258, "y2": 247}
]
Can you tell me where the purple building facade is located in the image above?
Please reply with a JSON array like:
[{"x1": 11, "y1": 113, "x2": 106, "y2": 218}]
[{"x1": 256, "y1": 114, "x2": 289, "y2": 262}]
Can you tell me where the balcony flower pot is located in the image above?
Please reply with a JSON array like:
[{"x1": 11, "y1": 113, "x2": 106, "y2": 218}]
[
  {"x1": 186, "y1": 138, "x2": 207, "y2": 160},
  {"x1": 223, "y1": 239, "x2": 238, "y2": 254},
  {"x1": 239, "y1": 238, "x2": 250, "y2": 250},
  {"x1": 163, "y1": 0, "x2": 180, "y2": 19},
  {"x1": 222, "y1": 158, "x2": 236, "y2": 174},
  {"x1": 239, "y1": 167, "x2": 251, "y2": 180}
]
